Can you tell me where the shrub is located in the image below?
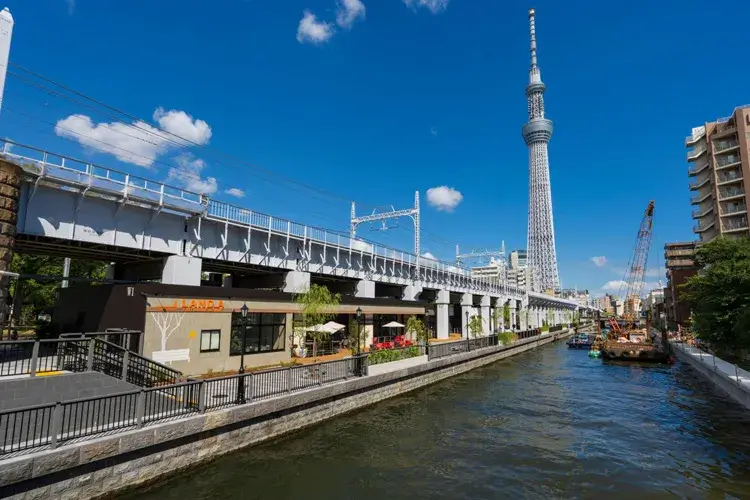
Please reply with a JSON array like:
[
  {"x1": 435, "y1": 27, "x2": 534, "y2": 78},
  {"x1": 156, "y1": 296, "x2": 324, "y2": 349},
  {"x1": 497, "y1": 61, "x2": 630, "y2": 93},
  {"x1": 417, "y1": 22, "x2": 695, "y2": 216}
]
[{"x1": 367, "y1": 346, "x2": 422, "y2": 366}]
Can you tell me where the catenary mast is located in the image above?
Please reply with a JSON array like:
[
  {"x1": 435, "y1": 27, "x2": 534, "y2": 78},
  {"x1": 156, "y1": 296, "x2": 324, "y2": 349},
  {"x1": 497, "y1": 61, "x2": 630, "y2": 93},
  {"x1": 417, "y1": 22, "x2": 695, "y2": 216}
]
[{"x1": 522, "y1": 8, "x2": 560, "y2": 293}]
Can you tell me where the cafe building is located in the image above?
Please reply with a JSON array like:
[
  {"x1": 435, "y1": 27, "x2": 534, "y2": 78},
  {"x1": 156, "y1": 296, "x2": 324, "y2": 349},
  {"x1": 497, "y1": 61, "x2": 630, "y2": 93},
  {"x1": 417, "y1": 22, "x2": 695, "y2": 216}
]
[{"x1": 54, "y1": 283, "x2": 427, "y2": 376}]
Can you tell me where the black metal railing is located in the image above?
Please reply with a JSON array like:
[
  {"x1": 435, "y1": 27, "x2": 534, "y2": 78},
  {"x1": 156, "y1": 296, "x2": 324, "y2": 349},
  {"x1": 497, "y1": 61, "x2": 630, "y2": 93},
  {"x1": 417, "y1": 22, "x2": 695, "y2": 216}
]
[
  {"x1": 0, "y1": 354, "x2": 369, "y2": 456},
  {"x1": 0, "y1": 325, "x2": 572, "y2": 456},
  {"x1": 0, "y1": 336, "x2": 182, "y2": 388}
]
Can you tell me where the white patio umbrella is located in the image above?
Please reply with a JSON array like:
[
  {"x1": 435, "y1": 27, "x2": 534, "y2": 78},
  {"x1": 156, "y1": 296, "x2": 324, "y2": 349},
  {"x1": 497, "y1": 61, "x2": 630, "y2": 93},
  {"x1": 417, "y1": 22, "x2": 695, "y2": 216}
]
[
  {"x1": 382, "y1": 321, "x2": 405, "y2": 328},
  {"x1": 306, "y1": 324, "x2": 333, "y2": 333},
  {"x1": 323, "y1": 321, "x2": 346, "y2": 332}
]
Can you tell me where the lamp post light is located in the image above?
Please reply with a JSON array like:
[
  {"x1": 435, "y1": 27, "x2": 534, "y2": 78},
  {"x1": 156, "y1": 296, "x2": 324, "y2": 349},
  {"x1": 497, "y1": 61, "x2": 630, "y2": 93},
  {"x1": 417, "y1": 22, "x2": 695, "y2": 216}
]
[
  {"x1": 465, "y1": 310, "x2": 469, "y2": 339},
  {"x1": 237, "y1": 302, "x2": 249, "y2": 404}
]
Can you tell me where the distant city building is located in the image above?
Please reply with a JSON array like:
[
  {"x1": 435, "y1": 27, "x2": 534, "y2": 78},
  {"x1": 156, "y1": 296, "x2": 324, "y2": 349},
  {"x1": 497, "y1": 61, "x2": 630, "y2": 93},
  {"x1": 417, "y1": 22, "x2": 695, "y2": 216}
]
[
  {"x1": 664, "y1": 241, "x2": 698, "y2": 328},
  {"x1": 470, "y1": 257, "x2": 506, "y2": 284},
  {"x1": 644, "y1": 288, "x2": 665, "y2": 327},
  {"x1": 686, "y1": 105, "x2": 750, "y2": 241}
]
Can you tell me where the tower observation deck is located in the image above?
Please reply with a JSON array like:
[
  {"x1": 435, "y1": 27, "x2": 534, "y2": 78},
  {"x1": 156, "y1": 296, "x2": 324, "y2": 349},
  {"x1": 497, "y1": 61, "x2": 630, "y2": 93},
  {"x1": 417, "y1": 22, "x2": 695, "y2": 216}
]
[{"x1": 522, "y1": 7, "x2": 560, "y2": 293}]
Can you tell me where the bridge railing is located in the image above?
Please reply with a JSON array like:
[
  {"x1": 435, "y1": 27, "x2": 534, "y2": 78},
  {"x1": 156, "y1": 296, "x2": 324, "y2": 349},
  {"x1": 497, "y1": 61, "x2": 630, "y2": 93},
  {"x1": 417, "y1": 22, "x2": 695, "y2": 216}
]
[{"x1": 0, "y1": 139, "x2": 586, "y2": 304}]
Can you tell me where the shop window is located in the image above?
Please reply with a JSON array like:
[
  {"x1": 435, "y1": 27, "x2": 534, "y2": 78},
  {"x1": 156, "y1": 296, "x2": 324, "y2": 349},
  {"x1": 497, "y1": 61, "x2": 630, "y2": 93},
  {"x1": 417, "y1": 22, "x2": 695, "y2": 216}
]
[
  {"x1": 200, "y1": 330, "x2": 221, "y2": 353},
  {"x1": 230, "y1": 313, "x2": 286, "y2": 355}
]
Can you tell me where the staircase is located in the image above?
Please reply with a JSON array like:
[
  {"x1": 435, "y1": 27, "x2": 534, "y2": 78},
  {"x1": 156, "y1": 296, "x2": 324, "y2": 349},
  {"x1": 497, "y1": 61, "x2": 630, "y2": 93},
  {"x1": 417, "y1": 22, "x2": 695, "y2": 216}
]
[{"x1": 0, "y1": 337, "x2": 184, "y2": 388}]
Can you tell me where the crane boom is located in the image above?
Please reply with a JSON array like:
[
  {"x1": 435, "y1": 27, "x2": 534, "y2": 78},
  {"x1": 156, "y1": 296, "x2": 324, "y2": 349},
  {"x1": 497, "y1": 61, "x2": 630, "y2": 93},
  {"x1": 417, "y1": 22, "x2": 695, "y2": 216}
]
[{"x1": 622, "y1": 200, "x2": 655, "y2": 324}]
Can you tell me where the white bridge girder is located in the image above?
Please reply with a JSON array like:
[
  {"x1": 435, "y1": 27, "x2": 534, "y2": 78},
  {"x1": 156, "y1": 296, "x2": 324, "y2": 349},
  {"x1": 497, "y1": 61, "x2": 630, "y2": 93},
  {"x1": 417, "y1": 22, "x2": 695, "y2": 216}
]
[{"x1": 6, "y1": 141, "x2": 596, "y2": 312}]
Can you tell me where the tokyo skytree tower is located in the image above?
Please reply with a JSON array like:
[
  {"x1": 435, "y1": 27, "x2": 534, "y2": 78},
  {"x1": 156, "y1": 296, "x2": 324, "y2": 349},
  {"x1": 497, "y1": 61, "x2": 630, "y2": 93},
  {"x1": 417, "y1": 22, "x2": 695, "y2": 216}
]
[{"x1": 522, "y1": 8, "x2": 560, "y2": 293}]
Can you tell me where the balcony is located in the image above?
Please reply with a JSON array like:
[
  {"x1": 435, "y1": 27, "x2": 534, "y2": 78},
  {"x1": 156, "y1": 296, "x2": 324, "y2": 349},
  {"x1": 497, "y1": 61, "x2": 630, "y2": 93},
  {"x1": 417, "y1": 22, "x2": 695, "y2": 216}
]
[
  {"x1": 688, "y1": 157, "x2": 710, "y2": 176},
  {"x1": 722, "y1": 217, "x2": 749, "y2": 233},
  {"x1": 717, "y1": 170, "x2": 743, "y2": 185},
  {"x1": 721, "y1": 203, "x2": 747, "y2": 216},
  {"x1": 685, "y1": 133, "x2": 705, "y2": 146},
  {"x1": 687, "y1": 146, "x2": 707, "y2": 161},
  {"x1": 716, "y1": 155, "x2": 742, "y2": 169},
  {"x1": 692, "y1": 205, "x2": 714, "y2": 219},
  {"x1": 690, "y1": 190, "x2": 712, "y2": 204},
  {"x1": 689, "y1": 176, "x2": 711, "y2": 190},
  {"x1": 693, "y1": 218, "x2": 715, "y2": 233},
  {"x1": 718, "y1": 187, "x2": 745, "y2": 201},
  {"x1": 665, "y1": 249, "x2": 695, "y2": 258},
  {"x1": 713, "y1": 139, "x2": 740, "y2": 154}
]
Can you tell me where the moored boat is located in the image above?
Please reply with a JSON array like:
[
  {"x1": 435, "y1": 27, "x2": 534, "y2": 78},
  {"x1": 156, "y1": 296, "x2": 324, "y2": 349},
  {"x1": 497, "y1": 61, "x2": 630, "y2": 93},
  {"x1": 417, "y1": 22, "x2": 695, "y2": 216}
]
[{"x1": 567, "y1": 333, "x2": 593, "y2": 350}]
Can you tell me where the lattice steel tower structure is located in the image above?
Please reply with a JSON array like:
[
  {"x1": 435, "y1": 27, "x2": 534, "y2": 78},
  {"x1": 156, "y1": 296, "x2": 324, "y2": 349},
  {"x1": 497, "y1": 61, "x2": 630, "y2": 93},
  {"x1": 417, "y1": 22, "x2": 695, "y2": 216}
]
[{"x1": 522, "y1": 8, "x2": 560, "y2": 293}]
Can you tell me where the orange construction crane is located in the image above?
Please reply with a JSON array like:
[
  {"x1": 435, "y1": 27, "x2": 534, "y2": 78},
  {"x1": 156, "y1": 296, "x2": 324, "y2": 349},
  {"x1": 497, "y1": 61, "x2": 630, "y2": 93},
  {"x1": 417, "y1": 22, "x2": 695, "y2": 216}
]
[{"x1": 620, "y1": 200, "x2": 656, "y2": 330}]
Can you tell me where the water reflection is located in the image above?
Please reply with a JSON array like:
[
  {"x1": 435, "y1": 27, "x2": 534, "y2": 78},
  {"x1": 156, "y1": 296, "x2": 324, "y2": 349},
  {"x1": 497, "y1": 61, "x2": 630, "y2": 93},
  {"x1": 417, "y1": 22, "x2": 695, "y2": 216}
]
[{"x1": 123, "y1": 343, "x2": 750, "y2": 500}]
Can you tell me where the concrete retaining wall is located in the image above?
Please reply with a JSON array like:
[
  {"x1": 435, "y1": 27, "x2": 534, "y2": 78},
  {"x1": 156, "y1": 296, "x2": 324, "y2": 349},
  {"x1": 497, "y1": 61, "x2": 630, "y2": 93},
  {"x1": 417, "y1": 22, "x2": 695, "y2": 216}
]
[
  {"x1": 670, "y1": 342, "x2": 750, "y2": 409},
  {"x1": 0, "y1": 330, "x2": 572, "y2": 500}
]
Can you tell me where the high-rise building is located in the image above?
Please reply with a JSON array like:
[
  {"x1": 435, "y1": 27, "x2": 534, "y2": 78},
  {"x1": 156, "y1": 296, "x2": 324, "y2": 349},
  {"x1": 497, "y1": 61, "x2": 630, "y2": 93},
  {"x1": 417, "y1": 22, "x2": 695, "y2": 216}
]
[
  {"x1": 522, "y1": 9, "x2": 560, "y2": 293},
  {"x1": 687, "y1": 105, "x2": 750, "y2": 241},
  {"x1": 664, "y1": 241, "x2": 698, "y2": 328}
]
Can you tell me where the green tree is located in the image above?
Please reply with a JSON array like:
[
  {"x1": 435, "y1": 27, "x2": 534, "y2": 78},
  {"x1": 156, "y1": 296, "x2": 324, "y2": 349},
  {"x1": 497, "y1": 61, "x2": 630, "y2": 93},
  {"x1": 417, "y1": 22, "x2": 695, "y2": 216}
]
[
  {"x1": 681, "y1": 236, "x2": 750, "y2": 353},
  {"x1": 293, "y1": 284, "x2": 341, "y2": 359},
  {"x1": 503, "y1": 303, "x2": 511, "y2": 329},
  {"x1": 405, "y1": 315, "x2": 427, "y2": 343},
  {"x1": 8, "y1": 254, "x2": 107, "y2": 328},
  {"x1": 468, "y1": 315, "x2": 483, "y2": 338}
]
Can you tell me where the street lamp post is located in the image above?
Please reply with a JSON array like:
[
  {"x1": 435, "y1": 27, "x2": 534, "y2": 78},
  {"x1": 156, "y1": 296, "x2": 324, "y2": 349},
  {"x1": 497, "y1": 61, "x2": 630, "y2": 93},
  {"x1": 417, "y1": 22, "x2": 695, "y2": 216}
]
[
  {"x1": 465, "y1": 310, "x2": 469, "y2": 339},
  {"x1": 237, "y1": 303, "x2": 249, "y2": 404}
]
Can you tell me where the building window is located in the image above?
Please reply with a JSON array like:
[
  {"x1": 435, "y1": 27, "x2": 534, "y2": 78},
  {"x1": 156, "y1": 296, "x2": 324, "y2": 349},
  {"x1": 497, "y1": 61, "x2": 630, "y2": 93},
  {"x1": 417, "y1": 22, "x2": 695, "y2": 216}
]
[
  {"x1": 230, "y1": 313, "x2": 286, "y2": 355},
  {"x1": 200, "y1": 330, "x2": 221, "y2": 353}
]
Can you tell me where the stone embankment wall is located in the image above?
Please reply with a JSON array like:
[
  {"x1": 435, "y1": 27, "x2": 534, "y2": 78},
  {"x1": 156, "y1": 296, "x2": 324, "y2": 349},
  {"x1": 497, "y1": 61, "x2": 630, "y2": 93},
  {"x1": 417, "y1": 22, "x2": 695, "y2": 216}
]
[{"x1": 0, "y1": 330, "x2": 573, "y2": 500}]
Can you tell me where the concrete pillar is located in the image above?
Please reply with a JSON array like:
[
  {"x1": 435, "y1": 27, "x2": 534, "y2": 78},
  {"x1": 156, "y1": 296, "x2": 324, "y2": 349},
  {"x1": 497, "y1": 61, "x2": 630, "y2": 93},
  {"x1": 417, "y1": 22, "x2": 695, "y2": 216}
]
[
  {"x1": 222, "y1": 274, "x2": 233, "y2": 288},
  {"x1": 283, "y1": 270, "x2": 310, "y2": 293},
  {"x1": 105, "y1": 263, "x2": 116, "y2": 281},
  {"x1": 435, "y1": 289, "x2": 450, "y2": 339},
  {"x1": 403, "y1": 282, "x2": 423, "y2": 301},
  {"x1": 480, "y1": 296, "x2": 491, "y2": 335},
  {"x1": 355, "y1": 279, "x2": 375, "y2": 298},
  {"x1": 161, "y1": 255, "x2": 202, "y2": 286}
]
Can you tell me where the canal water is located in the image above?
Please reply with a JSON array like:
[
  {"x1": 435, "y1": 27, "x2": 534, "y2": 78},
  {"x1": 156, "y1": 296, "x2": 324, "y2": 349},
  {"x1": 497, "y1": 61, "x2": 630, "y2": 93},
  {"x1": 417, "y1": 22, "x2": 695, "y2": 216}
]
[{"x1": 122, "y1": 342, "x2": 750, "y2": 499}]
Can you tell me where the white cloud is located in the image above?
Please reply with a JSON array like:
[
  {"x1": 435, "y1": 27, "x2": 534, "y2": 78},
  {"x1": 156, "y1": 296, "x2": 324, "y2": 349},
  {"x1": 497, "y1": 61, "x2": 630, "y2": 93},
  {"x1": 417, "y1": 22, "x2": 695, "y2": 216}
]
[
  {"x1": 426, "y1": 186, "x2": 463, "y2": 212},
  {"x1": 591, "y1": 256, "x2": 607, "y2": 267},
  {"x1": 421, "y1": 251, "x2": 436, "y2": 260},
  {"x1": 225, "y1": 188, "x2": 245, "y2": 198},
  {"x1": 336, "y1": 0, "x2": 366, "y2": 28},
  {"x1": 153, "y1": 108, "x2": 212, "y2": 146},
  {"x1": 297, "y1": 11, "x2": 334, "y2": 44},
  {"x1": 54, "y1": 108, "x2": 212, "y2": 168},
  {"x1": 403, "y1": 0, "x2": 450, "y2": 14},
  {"x1": 167, "y1": 153, "x2": 217, "y2": 195}
]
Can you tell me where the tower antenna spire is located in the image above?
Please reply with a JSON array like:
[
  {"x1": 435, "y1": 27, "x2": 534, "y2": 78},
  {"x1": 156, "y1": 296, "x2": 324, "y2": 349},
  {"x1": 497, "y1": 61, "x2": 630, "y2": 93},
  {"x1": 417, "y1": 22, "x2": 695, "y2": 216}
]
[{"x1": 529, "y1": 8, "x2": 537, "y2": 68}]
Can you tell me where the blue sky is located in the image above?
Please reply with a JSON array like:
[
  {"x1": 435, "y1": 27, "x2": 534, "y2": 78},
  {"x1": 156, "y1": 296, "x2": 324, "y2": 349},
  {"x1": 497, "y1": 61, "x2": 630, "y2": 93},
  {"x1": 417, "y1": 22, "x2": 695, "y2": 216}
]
[{"x1": 2, "y1": 0, "x2": 749, "y2": 296}]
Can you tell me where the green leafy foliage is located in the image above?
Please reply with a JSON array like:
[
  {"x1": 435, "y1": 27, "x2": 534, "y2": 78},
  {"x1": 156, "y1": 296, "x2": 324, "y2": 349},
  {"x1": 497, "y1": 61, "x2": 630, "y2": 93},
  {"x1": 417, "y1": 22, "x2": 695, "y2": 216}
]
[
  {"x1": 367, "y1": 346, "x2": 422, "y2": 366},
  {"x1": 8, "y1": 254, "x2": 107, "y2": 329},
  {"x1": 503, "y1": 303, "x2": 511, "y2": 326},
  {"x1": 468, "y1": 315, "x2": 483, "y2": 338},
  {"x1": 498, "y1": 331, "x2": 518, "y2": 346},
  {"x1": 405, "y1": 315, "x2": 427, "y2": 343},
  {"x1": 293, "y1": 284, "x2": 341, "y2": 358},
  {"x1": 681, "y1": 236, "x2": 750, "y2": 353}
]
